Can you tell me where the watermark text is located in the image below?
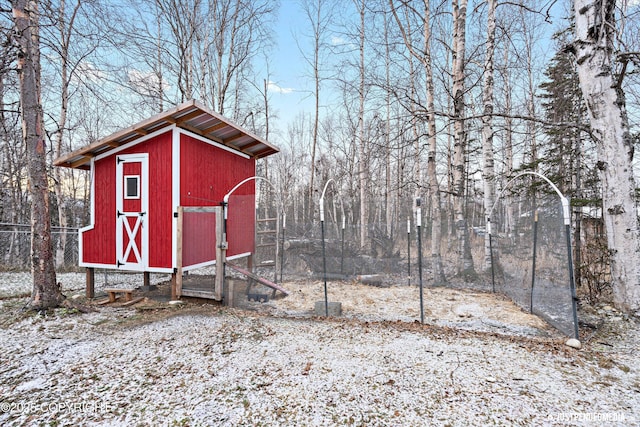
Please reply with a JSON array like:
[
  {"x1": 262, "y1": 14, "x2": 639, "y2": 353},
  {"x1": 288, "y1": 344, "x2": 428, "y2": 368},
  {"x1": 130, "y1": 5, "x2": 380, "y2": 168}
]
[
  {"x1": 1, "y1": 398, "x2": 110, "y2": 415},
  {"x1": 549, "y1": 412, "x2": 627, "y2": 423}
]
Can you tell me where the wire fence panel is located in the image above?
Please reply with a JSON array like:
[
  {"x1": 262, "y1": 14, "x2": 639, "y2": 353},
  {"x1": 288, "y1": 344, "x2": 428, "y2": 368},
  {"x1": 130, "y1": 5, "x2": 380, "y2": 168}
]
[
  {"x1": 2, "y1": 184, "x2": 580, "y2": 338},
  {"x1": 181, "y1": 207, "x2": 218, "y2": 269},
  {"x1": 489, "y1": 184, "x2": 577, "y2": 337},
  {"x1": 282, "y1": 222, "x2": 409, "y2": 281},
  {"x1": 0, "y1": 227, "x2": 80, "y2": 271}
]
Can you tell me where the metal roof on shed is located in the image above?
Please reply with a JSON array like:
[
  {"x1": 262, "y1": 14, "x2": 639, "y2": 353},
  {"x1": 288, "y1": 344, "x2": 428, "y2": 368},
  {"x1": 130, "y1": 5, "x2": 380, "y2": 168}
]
[{"x1": 54, "y1": 99, "x2": 279, "y2": 170}]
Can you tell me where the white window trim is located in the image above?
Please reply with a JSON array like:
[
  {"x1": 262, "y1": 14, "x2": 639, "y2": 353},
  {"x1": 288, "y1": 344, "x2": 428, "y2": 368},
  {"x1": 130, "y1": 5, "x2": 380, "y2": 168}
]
[{"x1": 124, "y1": 175, "x2": 140, "y2": 199}]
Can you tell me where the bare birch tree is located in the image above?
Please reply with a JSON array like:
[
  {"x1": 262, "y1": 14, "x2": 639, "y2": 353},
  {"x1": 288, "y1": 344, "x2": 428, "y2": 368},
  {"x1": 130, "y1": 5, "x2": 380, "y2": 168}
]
[
  {"x1": 354, "y1": 0, "x2": 370, "y2": 250},
  {"x1": 153, "y1": 0, "x2": 200, "y2": 102},
  {"x1": 382, "y1": 9, "x2": 393, "y2": 238},
  {"x1": 481, "y1": 0, "x2": 496, "y2": 270},
  {"x1": 451, "y1": 0, "x2": 475, "y2": 277},
  {"x1": 0, "y1": 25, "x2": 30, "y2": 261},
  {"x1": 41, "y1": 0, "x2": 82, "y2": 268},
  {"x1": 298, "y1": 0, "x2": 335, "y2": 222},
  {"x1": 498, "y1": 27, "x2": 515, "y2": 234},
  {"x1": 572, "y1": 0, "x2": 640, "y2": 313},
  {"x1": 12, "y1": 0, "x2": 62, "y2": 309},
  {"x1": 118, "y1": 0, "x2": 275, "y2": 117},
  {"x1": 389, "y1": 0, "x2": 446, "y2": 284}
]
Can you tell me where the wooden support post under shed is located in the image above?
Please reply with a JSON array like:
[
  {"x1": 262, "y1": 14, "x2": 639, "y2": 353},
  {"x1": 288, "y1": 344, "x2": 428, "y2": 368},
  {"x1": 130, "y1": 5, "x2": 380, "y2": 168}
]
[
  {"x1": 86, "y1": 267, "x2": 95, "y2": 299},
  {"x1": 143, "y1": 271, "x2": 151, "y2": 290},
  {"x1": 171, "y1": 272, "x2": 178, "y2": 300},
  {"x1": 247, "y1": 252, "x2": 254, "y2": 271}
]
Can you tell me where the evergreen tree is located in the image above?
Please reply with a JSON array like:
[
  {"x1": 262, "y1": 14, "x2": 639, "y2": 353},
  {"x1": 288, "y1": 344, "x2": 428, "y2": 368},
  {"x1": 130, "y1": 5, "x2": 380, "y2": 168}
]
[
  {"x1": 539, "y1": 44, "x2": 594, "y2": 199},
  {"x1": 540, "y1": 38, "x2": 607, "y2": 302}
]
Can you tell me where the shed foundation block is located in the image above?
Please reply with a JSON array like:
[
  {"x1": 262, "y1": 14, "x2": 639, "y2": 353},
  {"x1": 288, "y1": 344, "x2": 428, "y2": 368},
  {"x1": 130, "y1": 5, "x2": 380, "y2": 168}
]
[{"x1": 314, "y1": 301, "x2": 342, "y2": 317}]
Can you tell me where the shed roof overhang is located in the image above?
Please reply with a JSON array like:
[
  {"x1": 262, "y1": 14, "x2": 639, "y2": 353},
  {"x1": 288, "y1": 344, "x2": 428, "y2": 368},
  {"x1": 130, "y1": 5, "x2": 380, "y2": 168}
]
[{"x1": 54, "y1": 99, "x2": 279, "y2": 170}]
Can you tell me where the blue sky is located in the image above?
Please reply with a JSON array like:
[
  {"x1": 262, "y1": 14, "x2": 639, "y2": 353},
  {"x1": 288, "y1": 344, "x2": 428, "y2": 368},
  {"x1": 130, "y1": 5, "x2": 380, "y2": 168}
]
[
  {"x1": 264, "y1": 0, "x2": 313, "y2": 138},
  {"x1": 256, "y1": 0, "x2": 640, "y2": 144}
]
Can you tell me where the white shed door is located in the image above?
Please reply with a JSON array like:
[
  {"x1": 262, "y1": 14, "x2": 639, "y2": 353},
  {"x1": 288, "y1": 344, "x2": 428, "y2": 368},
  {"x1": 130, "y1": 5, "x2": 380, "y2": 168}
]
[{"x1": 116, "y1": 154, "x2": 149, "y2": 270}]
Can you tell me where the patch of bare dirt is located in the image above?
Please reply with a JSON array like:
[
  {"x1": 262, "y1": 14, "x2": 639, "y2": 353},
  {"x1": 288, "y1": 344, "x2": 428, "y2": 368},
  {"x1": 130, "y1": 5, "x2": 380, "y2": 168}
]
[{"x1": 253, "y1": 280, "x2": 557, "y2": 338}]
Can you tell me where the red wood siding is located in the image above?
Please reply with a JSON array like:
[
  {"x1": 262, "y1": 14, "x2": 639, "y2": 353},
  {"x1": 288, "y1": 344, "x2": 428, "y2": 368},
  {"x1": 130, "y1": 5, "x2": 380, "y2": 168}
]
[
  {"x1": 81, "y1": 157, "x2": 116, "y2": 265},
  {"x1": 81, "y1": 130, "x2": 173, "y2": 269},
  {"x1": 180, "y1": 133, "x2": 255, "y2": 257},
  {"x1": 81, "y1": 128, "x2": 256, "y2": 270},
  {"x1": 120, "y1": 132, "x2": 173, "y2": 268}
]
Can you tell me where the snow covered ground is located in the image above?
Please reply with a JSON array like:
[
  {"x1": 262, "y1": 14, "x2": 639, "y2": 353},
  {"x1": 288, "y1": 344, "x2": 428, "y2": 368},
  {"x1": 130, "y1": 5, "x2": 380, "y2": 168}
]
[
  {"x1": 0, "y1": 271, "x2": 168, "y2": 299},
  {"x1": 1, "y1": 272, "x2": 638, "y2": 426}
]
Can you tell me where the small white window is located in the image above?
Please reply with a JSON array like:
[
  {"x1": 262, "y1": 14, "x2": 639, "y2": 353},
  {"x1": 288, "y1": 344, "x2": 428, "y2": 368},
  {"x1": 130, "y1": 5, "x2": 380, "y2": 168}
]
[{"x1": 124, "y1": 175, "x2": 140, "y2": 199}]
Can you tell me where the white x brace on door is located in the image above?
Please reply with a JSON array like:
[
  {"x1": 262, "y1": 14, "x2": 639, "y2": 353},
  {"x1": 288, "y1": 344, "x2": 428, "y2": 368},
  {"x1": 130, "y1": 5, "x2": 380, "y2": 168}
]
[{"x1": 116, "y1": 154, "x2": 149, "y2": 270}]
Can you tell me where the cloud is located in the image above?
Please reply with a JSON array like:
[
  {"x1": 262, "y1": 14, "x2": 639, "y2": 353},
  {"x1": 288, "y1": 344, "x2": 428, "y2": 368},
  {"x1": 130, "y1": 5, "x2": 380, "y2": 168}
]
[
  {"x1": 127, "y1": 69, "x2": 170, "y2": 95},
  {"x1": 331, "y1": 36, "x2": 346, "y2": 46},
  {"x1": 267, "y1": 81, "x2": 294, "y2": 94},
  {"x1": 74, "y1": 61, "x2": 106, "y2": 83}
]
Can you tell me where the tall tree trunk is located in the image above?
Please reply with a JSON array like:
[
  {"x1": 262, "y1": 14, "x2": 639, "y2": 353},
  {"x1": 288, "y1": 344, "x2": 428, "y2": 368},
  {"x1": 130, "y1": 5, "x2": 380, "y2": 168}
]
[
  {"x1": 407, "y1": 34, "x2": 421, "y2": 218},
  {"x1": 451, "y1": 0, "x2": 475, "y2": 278},
  {"x1": 310, "y1": 18, "x2": 320, "y2": 224},
  {"x1": 301, "y1": 0, "x2": 327, "y2": 223},
  {"x1": 355, "y1": 0, "x2": 369, "y2": 250},
  {"x1": 383, "y1": 11, "x2": 393, "y2": 239},
  {"x1": 155, "y1": 8, "x2": 164, "y2": 112},
  {"x1": 573, "y1": 0, "x2": 640, "y2": 313},
  {"x1": 502, "y1": 43, "x2": 514, "y2": 234},
  {"x1": 12, "y1": 0, "x2": 62, "y2": 309},
  {"x1": 52, "y1": 0, "x2": 81, "y2": 269},
  {"x1": 389, "y1": 0, "x2": 445, "y2": 282},
  {"x1": 481, "y1": 0, "x2": 497, "y2": 271},
  {"x1": 421, "y1": 0, "x2": 445, "y2": 284}
]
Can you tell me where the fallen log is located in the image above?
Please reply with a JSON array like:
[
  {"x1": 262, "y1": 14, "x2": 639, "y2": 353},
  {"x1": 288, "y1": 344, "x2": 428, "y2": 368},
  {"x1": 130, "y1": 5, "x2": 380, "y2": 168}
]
[{"x1": 356, "y1": 274, "x2": 385, "y2": 286}]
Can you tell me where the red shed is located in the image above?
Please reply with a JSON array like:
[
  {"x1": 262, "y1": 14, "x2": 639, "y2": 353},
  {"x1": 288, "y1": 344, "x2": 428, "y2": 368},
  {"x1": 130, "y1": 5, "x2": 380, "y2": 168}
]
[{"x1": 54, "y1": 100, "x2": 279, "y2": 299}]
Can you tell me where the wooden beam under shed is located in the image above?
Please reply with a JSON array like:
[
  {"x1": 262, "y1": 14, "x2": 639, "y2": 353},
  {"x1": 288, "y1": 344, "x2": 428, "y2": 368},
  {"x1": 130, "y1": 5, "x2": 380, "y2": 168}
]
[
  {"x1": 70, "y1": 156, "x2": 93, "y2": 169},
  {"x1": 202, "y1": 122, "x2": 227, "y2": 134},
  {"x1": 174, "y1": 109, "x2": 204, "y2": 124},
  {"x1": 181, "y1": 123, "x2": 225, "y2": 145},
  {"x1": 253, "y1": 146, "x2": 278, "y2": 158},
  {"x1": 222, "y1": 133, "x2": 244, "y2": 144},
  {"x1": 237, "y1": 139, "x2": 262, "y2": 151}
]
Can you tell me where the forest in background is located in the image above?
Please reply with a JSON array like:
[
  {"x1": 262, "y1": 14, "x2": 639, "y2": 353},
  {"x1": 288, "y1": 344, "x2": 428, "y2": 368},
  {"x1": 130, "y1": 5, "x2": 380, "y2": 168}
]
[{"x1": 1, "y1": 0, "x2": 639, "y2": 308}]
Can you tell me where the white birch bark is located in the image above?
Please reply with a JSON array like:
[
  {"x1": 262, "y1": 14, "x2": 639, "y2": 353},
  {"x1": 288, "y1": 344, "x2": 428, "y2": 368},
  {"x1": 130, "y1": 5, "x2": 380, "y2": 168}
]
[
  {"x1": 300, "y1": 0, "x2": 327, "y2": 222},
  {"x1": 422, "y1": 1, "x2": 445, "y2": 284},
  {"x1": 355, "y1": 0, "x2": 369, "y2": 250},
  {"x1": 573, "y1": 0, "x2": 640, "y2": 312},
  {"x1": 51, "y1": 0, "x2": 81, "y2": 269},
  {"x1": 451, "y1": 0, "x2": 475, "y2": 277},
  {"x1": 389, "y1": 0, "x2": 446, "y2": 283},
  {"x1": 502, "y1": 44, "x2": 514, "y2": 234},
  {"x1": 383, "y1": 12, "x2": 393, "y2": 238},
  {"x1": 481, "y1": 0, "x2": 497, "y2": 270}
]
